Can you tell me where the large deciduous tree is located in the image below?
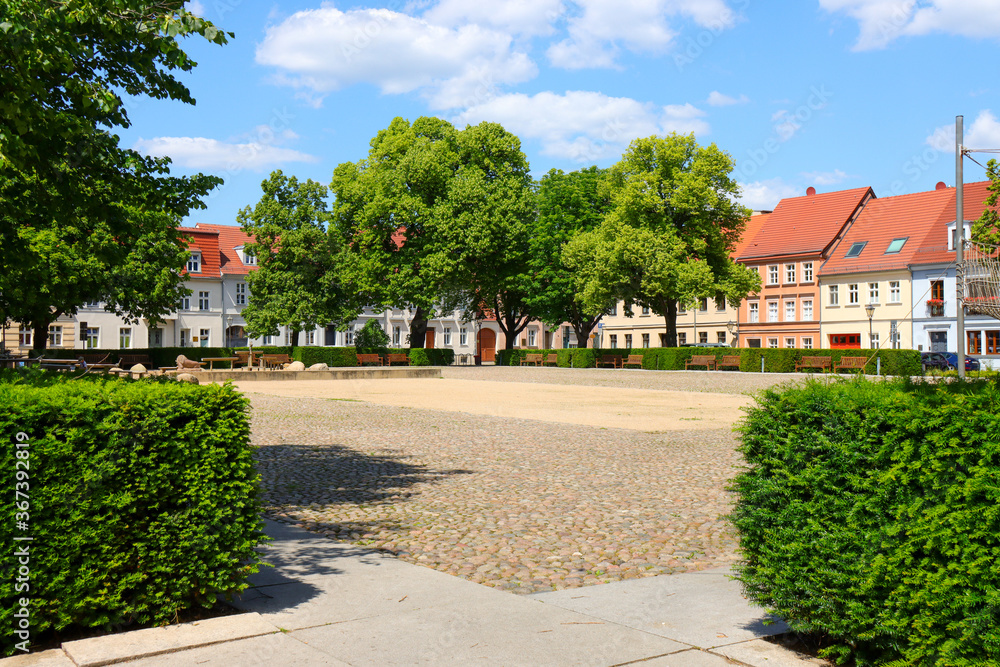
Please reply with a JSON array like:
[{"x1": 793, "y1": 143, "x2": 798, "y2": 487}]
[
  {"x1": 566, "y1": 134, "x2": 760, "y2": 346},
  {"x1": 237, "y1": 171, "x2": 360, "y2": 345},
  {"x1": 527, "y1": 166, "x2": 612, "y2": 348}
]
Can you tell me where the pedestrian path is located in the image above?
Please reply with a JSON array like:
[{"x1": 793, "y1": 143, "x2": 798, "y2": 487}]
[{"x1": 7, "y1": 521, "x2": 826, "y2": 666}]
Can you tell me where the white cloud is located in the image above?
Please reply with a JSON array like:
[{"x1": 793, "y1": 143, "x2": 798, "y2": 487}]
[
  {"x1": 801, "y1": 169, "x2": 850, "y2": 185},
  {"x1": 547, "y1": 0, "x2": 739, "y2": 69},
  {"x1": 820, "y1": 0, "x2": 1000, "y2": 51},
  {"x1": 453, "y1": 91, "x2": 709, "y2": 161},
  {"x1": 738, "y1": 178, "x2": 803, "y2": 211},
  {"x1": 185, "y1": 0, "x2": 206, "y2": 16},
  {"x1": 133, "y1": 136, "x2": 318, "y2": 171},
  {"x1": 927, "y1": 110, "x2": 1000, "y2": 152},
  {"x1": 422, "y1": 0, "x2": 564, "y2": 36},
  {"x1": 707, "y1": 91, "x2": 749, "y2": 106},
  {"x1": 256, "y1": 7, "x2": 536, "y2": 110}
]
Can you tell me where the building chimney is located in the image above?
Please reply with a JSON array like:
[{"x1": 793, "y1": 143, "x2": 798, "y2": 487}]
[{"x1": 806, "y1": 186, "x2": 817, "y2": 196}]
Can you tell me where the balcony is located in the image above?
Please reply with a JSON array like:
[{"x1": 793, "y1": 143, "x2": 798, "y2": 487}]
[{"x1": 927, "y1": 299, "x2": 945, "y2": 317}]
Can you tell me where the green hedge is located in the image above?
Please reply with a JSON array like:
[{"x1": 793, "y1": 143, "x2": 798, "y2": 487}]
[
  {"x1": 293, "y1": 347, "x2": 358, "y2": 367},
  {"x1": 0, "y1": 371, "x2": 265, "y2": 655},
  {"x1": 732, "y1": 378, "x2": 1000, "y2": 665},
  {"x1": 407, "y1": 348, "x2": 455, "y2": 366}
]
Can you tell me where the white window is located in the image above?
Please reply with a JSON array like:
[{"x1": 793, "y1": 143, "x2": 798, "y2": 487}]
[
  {"x1": 802, "y1": 337, "x2": 813, "y2": 349},
  {"x1": 198, "y1": 291, "x2": 210, "y2": 311},
  {"x1": 677, "y1": 333, "x2": 686, "y2": 345},
  {"x1": 849, "y1": 284, "x2": 859, "y2": 305},
  {"x1": 199, "y1": 329, "x2": 210, "y2": 347},
  {"x1": 768, "y1": 301, "x2": 779, "y2": 323},
  {"x1": 641, "y1": 306, "x2": 650, "y2": 315},
  {"x1": 889, "y1": 281, "x2": 901, "y2": 304},
  {"x1": 749, "y1": 302, "x2": 760, "y2": 323},
  {"x1": 180, "y1": 329, "x2": 189, "y2": 347},
  {"x1": 785, "y1": 263, "x2": 796, "y2": 283},
  {"x1": 768, "y1": 338, "x2": 779, "y2": 349},
  {"x1": 527, "y1": 328, "x2": 536, "y2": 347},
  {"x1": 717, "y1": 331, "x2": 727, "y2": 344},
  {"x1": 829, "y1": 285, "x2": 839, "y2": 306},
  {"x1": 642, "y1": 333, "x2": 650, "y2": 348},
  {"x1": 119, "y1": 327, "x2": 132, "y2": 349},
  {"x1": 460, "y1": 327, "x2": 468, "y2": 346},
  {"x1": 609, "y1": 303, "x2": 617, "y2": 316},
  {"x1": 263, "y1": 334, "x2": 273, "y2": 345},
  {"x1": 236, "y1": 282, "x2": 247, "y2": 306},
  {"x1": 239, "y1": 247, "x2": 257, "y2": 265},
  {"x1": 699, "y1": 332, "x2": 708, "y2": 344},
  {"x1": 870, "y1": 332, "x2": 880, "y2": 348},
  {"x1": 444, "y1": 327, "x2": 452, "y2": 345},
  {"x1": 344, "y1": 327, "x2": 354, "y2": 346},
  {"x1": 802, "y1": 299, "x2": 813, "y2": 321},
  {"x1": 18, "y1": 329, "x2": 32, "y2": 347},
  {"x1": 610, "y1": 334, "x2": 618, "y2": 349},
  {"x1": 48, "y1": 325, "x2": 62, "y2": 347},
  {"x1": 768, "y1": 265, "x2": 779, "y2": 285},
  {"x1": 715, "y1": 297, "x2": 726, "y2": 312},
  {"x1": 625, "y1": 334, "x2": 632, "y2": 348},
  {"x1": 869, "y1": 282, "x2": 879, "y2": 304},
  {"x1": 305, "y1": 330, "x2": 315, "y2": 345},
  {"x1": 178, "y1": 296, "x2": 190, "y2": 311},
  {"x1": 85, "y1": 327, "x2": 100, "y2": 349},
  {"x1": 699, "y1": 298, "x2": 708, "y2": 312},
  {"x1": 187, "y1": 253, "x2": 201, "y2": 273},
  {"x1": 393, "y1": 326, "x2": 401, "y2": 346},
  {"x1": 785, "y1": 300, "x2": 796, "y2": 322},
  {"x1": 803, "y1": 262, "x2": 814, "y2": 282},
  {"x1": 785, "y1": 337, "x2": 796, "y2": 348}
]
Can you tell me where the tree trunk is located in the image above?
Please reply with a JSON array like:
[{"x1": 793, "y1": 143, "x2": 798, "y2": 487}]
[
  {"x1": 409, "y1": 307, "x2": 427, "y2": 349},
  {"x1": 32, "y1": 321, "x2": 49, "y2": 353},
  {"x1": 571, "y1": 313, "x2": 601, "y2": 350},
  {"x1": 662, "y1": 300, "x2": 678, "y2": 347},
  {"x1": 291, "y1": 329, "x2": 300, "y2": 347}
]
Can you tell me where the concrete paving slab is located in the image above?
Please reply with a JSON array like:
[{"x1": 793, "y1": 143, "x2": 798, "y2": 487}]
[
  {"x1": 61, "y1": 613, "x2": 279, "y2": 667},
  {"x1": 527, "y1": 568, "x2": 786, "y2": 650},
  {"x1": 632, "y1": 649, "x2": 743, "y2": 666},
  {"x1": 119, "y1": 632, "x2": 351, "y2": 667},
  {"x1": 290, "y1": 596, "x2": 692, "y2": 666},
  {"x1": 0, "y1": 650, "x2": 75, "y2": 667},
  {"x1": 712, "y1": 639, "x2": 829, "y2": 666}
]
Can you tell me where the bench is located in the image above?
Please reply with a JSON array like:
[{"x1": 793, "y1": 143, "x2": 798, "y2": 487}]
[
  {"x1": 795, "y1": 356, "x2": 832, "y2": 372},
  {"x1": 356, "y1": 353, "x2": 384, "y2": 366},
  {"x1": 260, "y1": 353, "x2": 292, "y2": 369},
  {"x1": 622, "y1": 354, "x2": 644, "y2": 369},
  {"x1": 719, "y1": 355, "x2": 741, "y2": 370},
  {"x1": 118, "y1": 353, "x2": 152, "y2": 368},
  {"x1": 597, "y1": 354, "x2": 622, "y2": 369},
  {"x1": 542, "y1": 354, "x2": 559, "y2": 366},
  {"x1": 79, "y1": 352, "x2": 118, "y2": 371},
  {"x1": 233, "y1": 350, "x2": 257, "y2": 369},
  {"x1": 385, "y1": 353, "x2": 410, "y2": 366},
  {"x1": 834, "y1": 356, "x2": 869, "y2": 373},
  {"x1": 685, "y1": 354, "x2": 717, "y2": 370},
  {"x1": 521, "y1": 353, "x2": 543, "y2": 366}
]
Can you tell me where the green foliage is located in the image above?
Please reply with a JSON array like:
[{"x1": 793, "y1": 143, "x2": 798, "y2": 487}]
[
  {"x1": 0, "y1": 372, "x2": 264, "y2": 655},
  {"x1": 354, "y1": 319, "x2": 390, "y2": 354},
  {"x1": 972, "y1": 158, "x2": 1000, "y2": 245},
  {"x1": 732, "y1": 378, "x2": 1000, "y2": 665},
  {"x1": 407, "y1": 348, "x2": 455, "y2": 366},
  {"x1": 291, "y1": 347, "x2": 359, "y2": 367}
]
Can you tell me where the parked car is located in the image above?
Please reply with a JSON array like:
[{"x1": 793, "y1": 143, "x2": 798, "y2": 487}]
[
  {"x1": 922, "y1": 351, "x2": 980, "y2": 371},
  {"x1": 942, "y1": 352, "x2": 981, "y2": 371}
]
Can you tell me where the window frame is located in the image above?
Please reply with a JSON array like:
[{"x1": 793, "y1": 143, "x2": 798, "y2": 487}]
[
  {"x1": 845, "y1": 241, "x2": 867, "y2": 258},
  {"x1": 784, "y1": 300, "x2": 796, "y2": 322},
  {"x1": 829, "y1": 284, "x2": 839, "y2": 306},
  {"x1": 848, "y1": 284, "x2": 859, "y2": 305},
  {"x1": 119, "y1": 327, "x2": 132, "y2": 349},
  {"x1": 868, "y1": 282, "x2": 879, "y2": 304},
  {"x1": 198, "y1": 291, "x2": 210, "y2": 311},
  {"x1": 48, "y1": 325, "x2": 62, "y2": 347},
  {"x1": 187, "y1": 252, "x2": 201, "y2": 273},
  {"x1": 235, "y1": 282, "x2": 247, "y2": 306},
  {"x1": 785, "y1": 263, "x2": 796, "y2": 284},
  {"x1": 885, "y1": 237, "x2": 908, "y2": 254},
  {"x1": 767, "y1": 300, "x2": 779, "y2": 323},
  {"x1": 767, "y1": 265, "x2": 779, "y2": 285},
  {"x1": 889, "y1": 281, "x2": 901, "y2": 304},
  {"x1": 749, "y1": 302, "x2": 760, "y2": 323},
  {"x1": 802, "y1": 299, "x2": 813, "y2": 321},
  {"x1": 802, "y1": 262, "x2": 814, "y2": 283}
]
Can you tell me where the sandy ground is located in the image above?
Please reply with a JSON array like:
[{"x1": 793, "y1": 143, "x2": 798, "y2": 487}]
[{"x1": 233, "y1": 377, "x2": 752, "y2": 432}]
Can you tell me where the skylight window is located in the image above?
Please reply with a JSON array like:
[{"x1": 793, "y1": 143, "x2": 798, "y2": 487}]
[
  {"x1": 885, "y1": 237, "x2": 907, "y2": 254},
  {"x1": 845, "y1": 242, "x2": 867, "y2": 258}
]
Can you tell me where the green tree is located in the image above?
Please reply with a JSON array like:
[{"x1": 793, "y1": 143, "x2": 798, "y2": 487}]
[
  {"x1": 567, "y1": 134, "x2": 760, "y2": 346},
  {"x1": 354, "y1": 319, "x2": 390, "y2": 354},
  {"x1": 973, "y1": 158, "x2": 1000, "y2": 245},
  {"x1": 527, "y1": 166, "x2": 612, "y2": 348},
  {"x1": 237, "y1": 170, "x2": 360, "y2": 345}
]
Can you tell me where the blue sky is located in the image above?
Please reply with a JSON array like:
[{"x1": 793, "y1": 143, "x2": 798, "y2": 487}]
[{"x1": 119, "y1": 0, "x2": 1000, "y2": 226}]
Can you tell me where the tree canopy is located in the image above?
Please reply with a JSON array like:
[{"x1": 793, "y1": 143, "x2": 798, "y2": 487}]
[{"x1": 973, "y1": 158, "x2": 1000, "y2": 246}]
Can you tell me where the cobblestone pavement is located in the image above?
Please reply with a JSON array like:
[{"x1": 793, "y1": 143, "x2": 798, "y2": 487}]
[{"x1": 249, "y1": 371, "x2": 765, "y2": 595}]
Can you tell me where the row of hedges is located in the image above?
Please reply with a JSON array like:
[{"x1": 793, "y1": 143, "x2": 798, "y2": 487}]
[
  {"x1": 0, "y1": 370, "x2": 265, "y2": 656},
  {"x1": 495, "y1": 347, "x2": 922, "y2": 375},
  {"x1": 43, "y1": 346, "x2": 456, "y2": 368},
  {"x1": 733, "y1": 378, "x2": 1000, "y2": 665}
]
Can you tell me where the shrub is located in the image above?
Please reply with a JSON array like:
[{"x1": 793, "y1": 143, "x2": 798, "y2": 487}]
[
  {"x1": 407, "y1": 348, "x2": 455, "y2": 366},
  {"x1": 0, "y1": 371, "x2": 265, "y2": 655},
  {"x1": 354, "y1": 320, "x2": 390, "y2": 354},
  {"x1": 732, "y1": 378, "x2": 1000, "y2": 665},
  {"x1": 291, "y1": 347, "x2": 358, "y2": 367}
]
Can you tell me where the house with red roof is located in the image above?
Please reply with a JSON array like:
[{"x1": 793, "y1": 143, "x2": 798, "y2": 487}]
[{"x1": 736, "y1": 186, "x2": 874, "y2": 349}]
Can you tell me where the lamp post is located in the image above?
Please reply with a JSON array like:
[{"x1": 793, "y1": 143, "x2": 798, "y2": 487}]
[
  {"x1": 226, "y1": 315, "x2": 233, "y2": 348},
  {"x1": 726, "y1": 319, "x2": 738, "y2": 348},
  {"x1": 865, "y1": 303, "x2": 876, "y2": 348}
]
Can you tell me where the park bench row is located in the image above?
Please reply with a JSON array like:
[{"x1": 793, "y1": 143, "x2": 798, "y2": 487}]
[{"x1": 517, "y1": 352, "x2": 873, "y2": 373}]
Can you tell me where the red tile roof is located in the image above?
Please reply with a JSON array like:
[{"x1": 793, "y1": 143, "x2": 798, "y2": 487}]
[
  {"x1": 193, "y1": 223, "x2": 257, "y2": 276},
  {"x1": 732, "y1": 211, "x2": 770, "y2": 258},
  {"x1": 910, "y1": 180, "x2": 994, "y2": 266},
  {"x1": 180, "y1": 228, "x2": 221, "y2": 278},
  {"x1": 737, "y1": 186, "x2": 874, "y2": 261},
  {"x1": 819, "y1": 187, "x2": 955, "y2": 276}
]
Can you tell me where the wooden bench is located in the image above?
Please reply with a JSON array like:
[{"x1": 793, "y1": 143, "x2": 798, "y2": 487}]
[
  {"x1": 260, "y1": 353, "x2": 292, "y2": 369},
  {"x1": 356, "y1": 353, "x2": 383, "y2": 366},
  {"x1": 719, "y1": 355, "x2": 741, "y2": 370},
  {"x1": 233, "y1": 350, "x2": 257, "y2": 369},
  {"x1": 622, "y1": 354, "x2": 644, "y2": 369},
  {"x1": 542, "y1": 354, "x2": 559, "y2": 366},
  {"x1": 834, "y1": 356, "x2": 869, "y2": 373},
  {"x1": 521, "y1": 353, "x2": 543, "y2": 366},
  {"x1": 118, "y1": 353, "x2": 152, "y2": 368},
  {"x1": 597, "y1": 354, "x2": 622, "y2": 368},
  {"x1": 385, "y1": 353, "x2": 410, "y2": 366},
  {"x1": 685, "y1": 354, "x2": 717, "y2": 370},
  {"x1": 79, "y1": 352, "x2": 118, "y2": 371},
  {"x1": 795, "y1": 356, "x2": 832, "y2": 372}
]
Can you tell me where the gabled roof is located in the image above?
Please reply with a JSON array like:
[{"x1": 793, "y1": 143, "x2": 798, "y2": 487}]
[
  {"x1": 193, "y1": 223, "x2": 257, "y2": 276},
  {"x1": 732, "y1": 211, "x2": 771, "y2": 258},
  {"x1": 910, "y1": 180, "x2": 994, "y2": 266},
  {"x1": 180, "y1": 228, "x2": 221, "y2": 278},
  {"x1": 737, "y1": 186, "x2": 874, "y2": 261},
  {"x1": 819, "y1": 187, "x2": 955, "y2": 276}
]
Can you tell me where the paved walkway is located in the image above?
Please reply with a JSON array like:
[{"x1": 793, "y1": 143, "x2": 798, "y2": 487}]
[{"x1": 12, "y1": 520, "x2": 825, "y2": 666}]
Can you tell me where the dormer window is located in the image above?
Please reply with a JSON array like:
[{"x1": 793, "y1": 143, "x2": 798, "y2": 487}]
[
  {"x1": 948, "y1": 221, "x2": 972, "y2": 251},
  {"x1": 885, "y1": 237, "x2": 907, "y2": 254},
  {"x1": 844, "y1": 242, "x2": 867, "y2": 258},
  {"x1": 187, "y1": 252, "x2": 201, "y2": 273},
  {"x1": 236, "y1": 246, "x2": 257, "y2": 265}
]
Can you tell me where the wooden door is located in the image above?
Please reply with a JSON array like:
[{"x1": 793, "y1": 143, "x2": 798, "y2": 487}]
[
  {"x1": 477, "y1": 328, "x2": 496, "y2": 362},
  {"x1": 425, "y1": 329, "x2": 435, "y2": 349}
]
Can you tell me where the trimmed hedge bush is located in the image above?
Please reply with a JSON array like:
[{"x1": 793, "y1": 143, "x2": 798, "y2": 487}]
[
  {"x1": 732, "y1": 378, "x2": 1000, "y2": 665},
  {"x1": 0, "y1": 370, "x2": 265, "y2": 655},
  {"x1": 293, "y1": 347, "x2": 358, "y2": 367},
  {"x1": 407, "y1": 348, "x2": 455, "y2": 366}
]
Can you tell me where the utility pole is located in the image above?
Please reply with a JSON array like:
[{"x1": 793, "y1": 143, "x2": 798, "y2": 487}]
[{"x1": 957, "y1": 115, "x2": 966, "y2": 379}]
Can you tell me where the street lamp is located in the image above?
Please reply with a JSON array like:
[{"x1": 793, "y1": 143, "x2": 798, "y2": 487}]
[
  {"x1": 226, "y1": 315, "x2": 233, "y2": 348},
  {"x1": 726, "y1": 319, "x2": 738, "y2": 347},
  {"x1": 865, "y1": 303, "x2": 876, "y2": 348}
]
